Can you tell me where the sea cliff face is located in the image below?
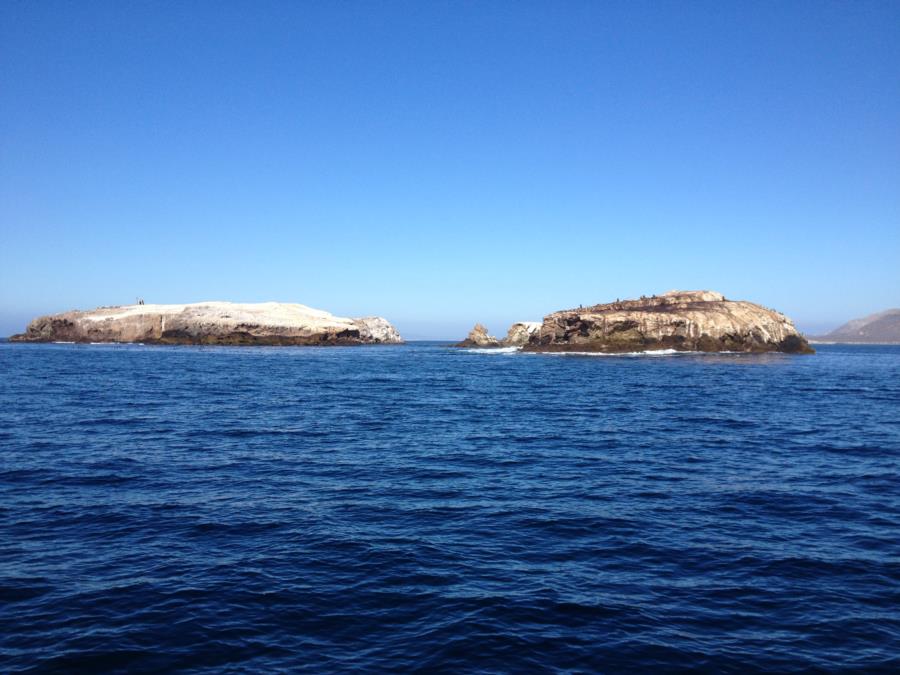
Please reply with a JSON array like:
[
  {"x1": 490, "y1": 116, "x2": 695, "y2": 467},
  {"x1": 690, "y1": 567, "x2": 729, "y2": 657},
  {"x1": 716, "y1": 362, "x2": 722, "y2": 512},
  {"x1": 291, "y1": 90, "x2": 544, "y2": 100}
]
[
  {"x1": 10, "y1": 302, "x2": 404, "y2": 346},
  {"x1": 523, "y1": 291, "x2": 813, "y2": 354}
]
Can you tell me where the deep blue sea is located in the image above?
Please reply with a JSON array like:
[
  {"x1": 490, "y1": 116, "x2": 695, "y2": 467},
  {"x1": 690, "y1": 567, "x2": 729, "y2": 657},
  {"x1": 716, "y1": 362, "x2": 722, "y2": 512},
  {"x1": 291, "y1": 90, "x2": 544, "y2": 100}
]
[{"x1": 1, "y1": 342, "x2": 899, "y2": 673}]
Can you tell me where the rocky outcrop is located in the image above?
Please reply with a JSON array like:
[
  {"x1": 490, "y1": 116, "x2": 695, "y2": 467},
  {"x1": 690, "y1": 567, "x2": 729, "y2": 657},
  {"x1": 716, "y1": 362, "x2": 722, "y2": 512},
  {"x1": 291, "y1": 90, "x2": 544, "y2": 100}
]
[
  {"x1": 812, "y1": 309, "x2": 900, "y2": 344},
  {"x1": 503, "y1": 321, "x2": 542, "y2": 346},
  {"x1": 455, "y1": 323, "x2": 501, "y2": 348},
  {"x1": 522, "y1": 290, "x2": 813, "y2": 354},
  {"x1": 352, "y1": 316, "x2": 404, "y2": 344},
  {"x1": 455, "y1": 321, "x2": 542, "y2": 348},
  {"x1": 10, "y1": 302, "x2": 404, "y2": 346}
]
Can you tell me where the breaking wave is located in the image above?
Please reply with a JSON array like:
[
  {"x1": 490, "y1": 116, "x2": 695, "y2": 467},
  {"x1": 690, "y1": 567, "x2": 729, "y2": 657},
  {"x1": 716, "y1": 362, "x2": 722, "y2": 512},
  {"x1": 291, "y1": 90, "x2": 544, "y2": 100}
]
[{"x1": 463, "y1": 346, "x2": 522, "y2": 354}]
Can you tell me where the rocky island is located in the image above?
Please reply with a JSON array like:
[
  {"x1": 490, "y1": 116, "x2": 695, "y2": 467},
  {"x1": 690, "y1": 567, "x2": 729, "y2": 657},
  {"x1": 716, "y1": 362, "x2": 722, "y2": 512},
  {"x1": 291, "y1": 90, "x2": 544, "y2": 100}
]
[
  {"x1": 455, "y1": 321, "x2": 541, "y2": 348},
  {"x1": 524, "y1": 291, "x2": 813, "y2": 353},
  {"x1": 457, "y1": 291, "x2": 813, "y2": 354},
  {"x1": 9, "y1": 302, "x2": 403, "y2": 346}
]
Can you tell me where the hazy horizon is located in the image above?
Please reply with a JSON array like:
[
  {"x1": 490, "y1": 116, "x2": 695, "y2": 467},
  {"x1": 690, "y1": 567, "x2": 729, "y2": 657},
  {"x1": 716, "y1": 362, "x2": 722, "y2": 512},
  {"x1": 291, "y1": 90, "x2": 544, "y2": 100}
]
[{"x1": 2, "y1": 2, "x2": 898, "y2": 340}]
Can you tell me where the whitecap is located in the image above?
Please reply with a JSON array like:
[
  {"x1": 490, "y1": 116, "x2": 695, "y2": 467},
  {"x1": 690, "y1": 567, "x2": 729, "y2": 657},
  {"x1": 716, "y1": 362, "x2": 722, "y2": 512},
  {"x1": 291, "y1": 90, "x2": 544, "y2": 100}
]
[
  {"x1": 463, "y1": 346, "x2": 521, "y2": 354},
  {"x1": 532, "y1": 348, "x2": 686, "y2": 357}
]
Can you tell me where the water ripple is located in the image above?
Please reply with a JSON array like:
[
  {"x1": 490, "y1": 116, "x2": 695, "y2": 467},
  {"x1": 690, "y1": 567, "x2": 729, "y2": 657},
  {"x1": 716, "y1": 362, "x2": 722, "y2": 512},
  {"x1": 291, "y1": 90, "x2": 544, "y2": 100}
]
[{"x1": 1, "y1": 342, "x2": 898, "y2": 671}]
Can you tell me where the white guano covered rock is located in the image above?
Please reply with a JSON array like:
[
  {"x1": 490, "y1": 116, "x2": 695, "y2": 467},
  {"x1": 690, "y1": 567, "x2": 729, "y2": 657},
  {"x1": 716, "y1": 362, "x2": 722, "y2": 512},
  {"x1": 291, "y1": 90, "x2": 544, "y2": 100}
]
[
  {"x1": 11, "y1": 301, "x2": 404, "y2": 345},
  {"x1": 502, "y1": 321, "x2": 542, "y2": 346}
]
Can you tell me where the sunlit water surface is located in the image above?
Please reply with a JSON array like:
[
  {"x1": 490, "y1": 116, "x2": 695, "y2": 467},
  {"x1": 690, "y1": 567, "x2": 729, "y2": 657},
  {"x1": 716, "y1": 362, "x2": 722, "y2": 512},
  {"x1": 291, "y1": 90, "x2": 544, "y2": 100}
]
[{"x1": 1, "y1": 342, "x2": 898, "y2": 672}]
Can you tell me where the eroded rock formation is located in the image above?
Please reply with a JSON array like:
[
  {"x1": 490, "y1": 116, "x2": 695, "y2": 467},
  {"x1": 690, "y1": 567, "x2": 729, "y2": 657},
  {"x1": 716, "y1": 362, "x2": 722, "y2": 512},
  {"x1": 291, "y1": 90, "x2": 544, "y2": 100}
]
[
  {"x1": 10, "y1": 302, "x2": 404, "y2": 346},
  {"x1": 503, "y1": 321, "x2": 542, "y2": 346},
  {"x1": 455, "y1": 323, "x2": 501, "y2": 348},
  {"x1": 522, "y1": 291, "x2": 813, "y2": 354},
  {"x1": 352, "y1": 316, "x2": 404, "y2": 344},
  {"x1": 455, "y1": 321, "x2": 542, "y2": 348}
]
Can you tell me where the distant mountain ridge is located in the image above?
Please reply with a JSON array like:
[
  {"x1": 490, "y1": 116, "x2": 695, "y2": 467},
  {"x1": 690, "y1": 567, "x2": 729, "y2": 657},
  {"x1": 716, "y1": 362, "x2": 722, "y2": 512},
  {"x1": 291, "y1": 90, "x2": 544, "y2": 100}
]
[{"x1": 814, "y1": 309, "x2": 900, "y2": 344}]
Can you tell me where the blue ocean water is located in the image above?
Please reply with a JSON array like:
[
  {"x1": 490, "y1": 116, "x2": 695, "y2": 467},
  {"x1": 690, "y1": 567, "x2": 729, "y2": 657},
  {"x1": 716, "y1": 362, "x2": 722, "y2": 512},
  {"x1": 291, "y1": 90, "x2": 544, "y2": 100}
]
[{"x1": 1, "y1": 341, "x2": 899, "y2": 672}]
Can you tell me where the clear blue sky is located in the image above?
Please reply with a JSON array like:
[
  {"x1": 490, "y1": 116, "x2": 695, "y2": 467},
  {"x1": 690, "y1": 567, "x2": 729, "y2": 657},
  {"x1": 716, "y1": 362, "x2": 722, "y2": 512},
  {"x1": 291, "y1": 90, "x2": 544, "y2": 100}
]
[{"x1": 1, "y1": 1, "x2": 898, "y2": 339}]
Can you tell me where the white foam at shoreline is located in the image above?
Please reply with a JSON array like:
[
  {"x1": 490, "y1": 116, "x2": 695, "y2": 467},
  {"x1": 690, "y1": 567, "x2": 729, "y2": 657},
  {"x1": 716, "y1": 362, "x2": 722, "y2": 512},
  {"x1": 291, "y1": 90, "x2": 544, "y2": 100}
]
[
  {"x1": 461, "y1": 347, "x2": 753, "y2": 357},
  {"x1": 530, "y1": 348, "x2": 683, "y2": 357},
  {"x1": 462, "y1": 346, "x2": 687, "y2": 356},
  {"x1": 530, "y1": 349, "x2": 756, "y2": 357},
  {"x1": 463, "y1": 346, "x2": 521, "y2": 354}
]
